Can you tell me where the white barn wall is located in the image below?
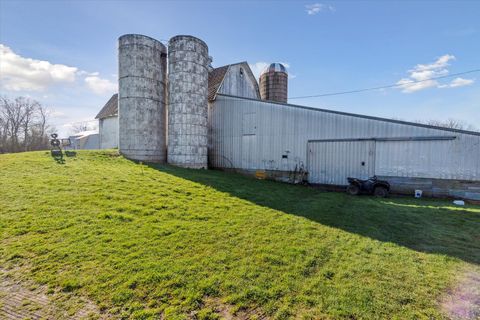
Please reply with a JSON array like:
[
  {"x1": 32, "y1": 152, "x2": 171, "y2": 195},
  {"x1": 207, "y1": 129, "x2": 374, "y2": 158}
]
[
  {"x1": 81, "y1": 134, "x2": 100, "y2": 150},
  {"x1": 307, "y1": 140, "x2": 376, "y2": 185},
  {"x1": 99, "y1": 116, "x2": 118, "y2": 149},
  {"x1": 210, "y1": 95, "x2": 480, "y2": 194},
  {"x1": 374, "y1": 138, "x2": 479, "y2": 179},
  {"x1": 218, "y1": 64, "x2": 260, "y2": 99},
  {"x1": 69, "y1": 133, "x2": 100, "y2": 150}
]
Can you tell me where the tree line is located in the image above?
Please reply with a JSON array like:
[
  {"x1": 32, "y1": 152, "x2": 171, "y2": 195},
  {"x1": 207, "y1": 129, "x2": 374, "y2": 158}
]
[
  {"x1": 417, "y1": 119, "x2": 478, "y2": 132},
  {"x1": 0, "y1": 95, "x2": 477, "y2": 154},
  {"x1": 0, "y1": 96, "x2": 54, "y2": 154}
]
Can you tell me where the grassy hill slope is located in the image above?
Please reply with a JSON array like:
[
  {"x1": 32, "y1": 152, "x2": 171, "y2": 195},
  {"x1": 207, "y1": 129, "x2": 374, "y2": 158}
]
[{"x1": 1, "y1": 150, "x2": 479, "y2": 319}]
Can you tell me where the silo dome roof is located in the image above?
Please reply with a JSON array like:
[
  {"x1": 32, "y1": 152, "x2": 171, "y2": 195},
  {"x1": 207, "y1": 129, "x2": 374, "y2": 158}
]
[{"x1": 261, "y1": 63, "x2": 287, "y2": 75}]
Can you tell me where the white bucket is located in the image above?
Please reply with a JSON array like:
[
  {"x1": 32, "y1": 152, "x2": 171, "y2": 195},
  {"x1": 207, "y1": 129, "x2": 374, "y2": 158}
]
[{"x1": 415, "y1": 190, "x2": 423, "y2": 198}]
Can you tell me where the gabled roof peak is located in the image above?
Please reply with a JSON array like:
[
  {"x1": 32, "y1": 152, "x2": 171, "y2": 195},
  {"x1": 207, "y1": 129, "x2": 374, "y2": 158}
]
[
  {"x1": 208, "y1": 61, "x2": 259, "y2": 101},
  {"x1": 95, "y1": 94, "x2": 118, "y2": 119}
]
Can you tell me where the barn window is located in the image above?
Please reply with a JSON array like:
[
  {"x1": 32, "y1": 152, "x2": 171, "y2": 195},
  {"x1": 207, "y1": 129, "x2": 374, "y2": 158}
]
[{"x1": 239, "y1": 67, "x2": 244, "y2": 77}]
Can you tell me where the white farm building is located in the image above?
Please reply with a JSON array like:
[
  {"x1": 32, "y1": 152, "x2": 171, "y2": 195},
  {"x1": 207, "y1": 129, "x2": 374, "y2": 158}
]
[
  {"x1": 95, "y1": 94, "x2": 119, "y2": 149},
  {"x1": 95, "y1": 34, "x2": 480, "y2": 201}
]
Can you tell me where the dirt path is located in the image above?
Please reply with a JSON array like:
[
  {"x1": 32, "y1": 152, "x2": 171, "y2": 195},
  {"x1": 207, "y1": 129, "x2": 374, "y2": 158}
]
[
  {"x1": 4, "y1": 265, "x2": 478, "y2": 319},
  {"x1": 0, "y1": 268, "x2": 103, "y2": 319},
  {"x1": 442, "y1": 267, "x2": 480, "y2": 320}
]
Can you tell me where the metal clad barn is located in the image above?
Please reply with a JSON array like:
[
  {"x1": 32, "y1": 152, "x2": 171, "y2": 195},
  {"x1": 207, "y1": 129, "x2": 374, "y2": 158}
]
[
  {"x1": 210, "y1": 94, "x2": 480, "y2": 199},
  {"x1": 98, "y1": 33, "x2": 480, "y2": 198},
  {"x1": 67, "y1": 131, "x2": 100, "y2": 150}
]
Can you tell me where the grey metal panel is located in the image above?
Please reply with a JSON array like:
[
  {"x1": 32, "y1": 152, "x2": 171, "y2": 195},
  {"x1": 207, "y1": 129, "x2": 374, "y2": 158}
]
[
  {"x1": 82, "y1": 134, "x2": 100, "y2": 150},
  {"x1": 210, "y1": 95, "x2": 480, "y2": 183},
  {"x1": 308, "y1": 136, "x2": 456, "y2": 142},
  {"x1": 307, "y1": 140, "x2": 375, "y2": 185},
  {"x1": 71, "y1": 133, "x2": 99, "y2": 150},
  {"x1": 217, "y1": 94, "x2": 480, "y2": 137},
  {"x1": 376, "y1": 138, "x2": 480, "y2": 180},
  {"x1": 376, "y1": 140, "x2": 449, "y2": 179}
]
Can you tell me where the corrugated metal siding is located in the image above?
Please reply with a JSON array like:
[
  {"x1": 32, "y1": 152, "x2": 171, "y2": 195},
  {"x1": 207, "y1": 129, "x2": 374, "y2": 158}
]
[
  {"x1": 375, "y1": 136, "x2": 480, "y2": 180},
  {"x1": 308, "y1": 141, "x2": 375, "y2": 185},
  {"x1": 210, "y1": 95, "x2": 480, "y2": 183}
]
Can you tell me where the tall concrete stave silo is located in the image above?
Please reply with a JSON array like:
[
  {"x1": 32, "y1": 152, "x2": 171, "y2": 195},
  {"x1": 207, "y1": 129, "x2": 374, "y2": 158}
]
[
  {"x1": 259, "y1": 63, "x2": 288, "y2": 103},
  {"x1": 168, "y1": 35, "x2": 209, "y2": 169},
  {"x1": 118, "y1": 34, "x2": 167, "y2": 162}
]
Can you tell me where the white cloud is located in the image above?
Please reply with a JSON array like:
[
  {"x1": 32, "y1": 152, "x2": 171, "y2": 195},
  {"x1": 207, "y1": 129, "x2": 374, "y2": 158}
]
[
  {"x1": 305, "y1": 3, "x2": 335, "y2": 15},
  {"x1": 84, "y1": 76, "x2": 117, "y2": 95},
  {"x1": 396, "y1": 78, "x2": 438, "y2": 93},
  {"x1": 0, "y1": 43, "x2": 116, "y2": 96},
  {"x1": 448, "y1": 77, "x2": 474, "y2": 88},
  {"x1": 0, "y1": 44, "x2": 78, "y2": 91},
  {"x1": 77, "y1": 70, "x2": 99, "y2": 77},
  {"x1": 50, "y1": 110, "x2": 67, "y2": 118},
  {"x1": 396, "y1": 54, "x2": 474, "y2": 93},
  {"x1": 413, "y1": 54, "x2": 455, "y2": 72}
]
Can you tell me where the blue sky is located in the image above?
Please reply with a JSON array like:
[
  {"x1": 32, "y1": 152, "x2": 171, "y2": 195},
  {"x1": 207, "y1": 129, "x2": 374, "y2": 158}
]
[{"x1": 1, "y1": 0, "x2": 479, "y2": 135}]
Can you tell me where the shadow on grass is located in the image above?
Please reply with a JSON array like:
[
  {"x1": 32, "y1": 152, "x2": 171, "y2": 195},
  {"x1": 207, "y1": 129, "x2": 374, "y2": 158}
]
[{"x1": 147, "y1": 163, "x2": 480, "y2": 265}]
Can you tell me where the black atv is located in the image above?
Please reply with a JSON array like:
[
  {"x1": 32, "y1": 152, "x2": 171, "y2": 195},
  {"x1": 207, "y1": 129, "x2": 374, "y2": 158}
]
[{"x1": 346, "y1": 176, "x2": 390, "y2": 197}]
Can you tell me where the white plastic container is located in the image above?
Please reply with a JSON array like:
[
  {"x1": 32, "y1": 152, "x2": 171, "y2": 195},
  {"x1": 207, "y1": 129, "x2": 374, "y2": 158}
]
[
  {"x1": 414, "y1": 190, "x2": 423, "y2": 198},
  {"x1": 453, "y1": 200, "x2": 465, "y2": 206}
]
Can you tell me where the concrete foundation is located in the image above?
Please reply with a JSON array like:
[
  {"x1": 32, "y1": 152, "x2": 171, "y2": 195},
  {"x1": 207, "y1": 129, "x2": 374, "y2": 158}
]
[
  {"x1": 217, "y1": 167, "x2": 480, "y2": 202},
  {"x1": 118, "y1": 34, "x2": 167, "y2": 162},
  {"x1": 378, "y1": 176, "x2": 480, "y2": 201},
  {"x1": 168, "y1": 35, "x2": 209, "y2": 169}
]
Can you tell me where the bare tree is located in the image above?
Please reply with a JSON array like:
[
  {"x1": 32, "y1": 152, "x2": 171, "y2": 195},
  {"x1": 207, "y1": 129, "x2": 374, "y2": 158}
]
[
  {"x1": 388, "y1": 117, "x2": 478, "y2": 132},
  {"x1": 0, "y1": 112, "x2": 6, "y2": 153},
  {"x1": 421, "y1": 118, "x2": 478, "y2": 132},
  {"x1": 0, "y1": 96, "x2": 54, "y2": 154},
  {"x1": 70, "y1": 121, "x2": 96, "y2": 134}
]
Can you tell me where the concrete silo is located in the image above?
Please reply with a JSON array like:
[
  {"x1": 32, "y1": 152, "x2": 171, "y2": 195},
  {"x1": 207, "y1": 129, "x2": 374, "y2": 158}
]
[
  {"x1": 168, "y1": 35, "x2": 209, "y2": 169},
  {"x1": 259, "y1": 63, "x2": 288, "y2": 103},
  {"x1": 118, "y1": 34, "x2": 167, "y2": 162}
]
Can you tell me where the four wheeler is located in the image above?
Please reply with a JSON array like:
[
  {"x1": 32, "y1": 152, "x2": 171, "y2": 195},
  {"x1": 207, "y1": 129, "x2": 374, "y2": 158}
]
[{"x1": 346, "y1": 176, "x2": 390, "y2": 197}]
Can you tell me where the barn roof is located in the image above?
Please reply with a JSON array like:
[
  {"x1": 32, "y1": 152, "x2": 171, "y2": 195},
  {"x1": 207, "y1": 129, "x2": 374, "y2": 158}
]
[
  {"x1": 97, "y1": 62, "x2": 259, "y2": 117},
  {"x1": 208, "y1": 62, "x2": 260, "y2": 101},
  {"x1": 95, "y1": 94, "x2": 118, "y2": 119},
  {"x1": 208, "y1": 65, "x2": 230, "y2": 101}
]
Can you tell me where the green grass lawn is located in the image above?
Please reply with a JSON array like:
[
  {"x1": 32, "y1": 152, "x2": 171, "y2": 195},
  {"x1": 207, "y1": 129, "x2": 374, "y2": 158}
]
[{"x1": 1, "y1": 150, "x2": 479, "y2": 319}]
